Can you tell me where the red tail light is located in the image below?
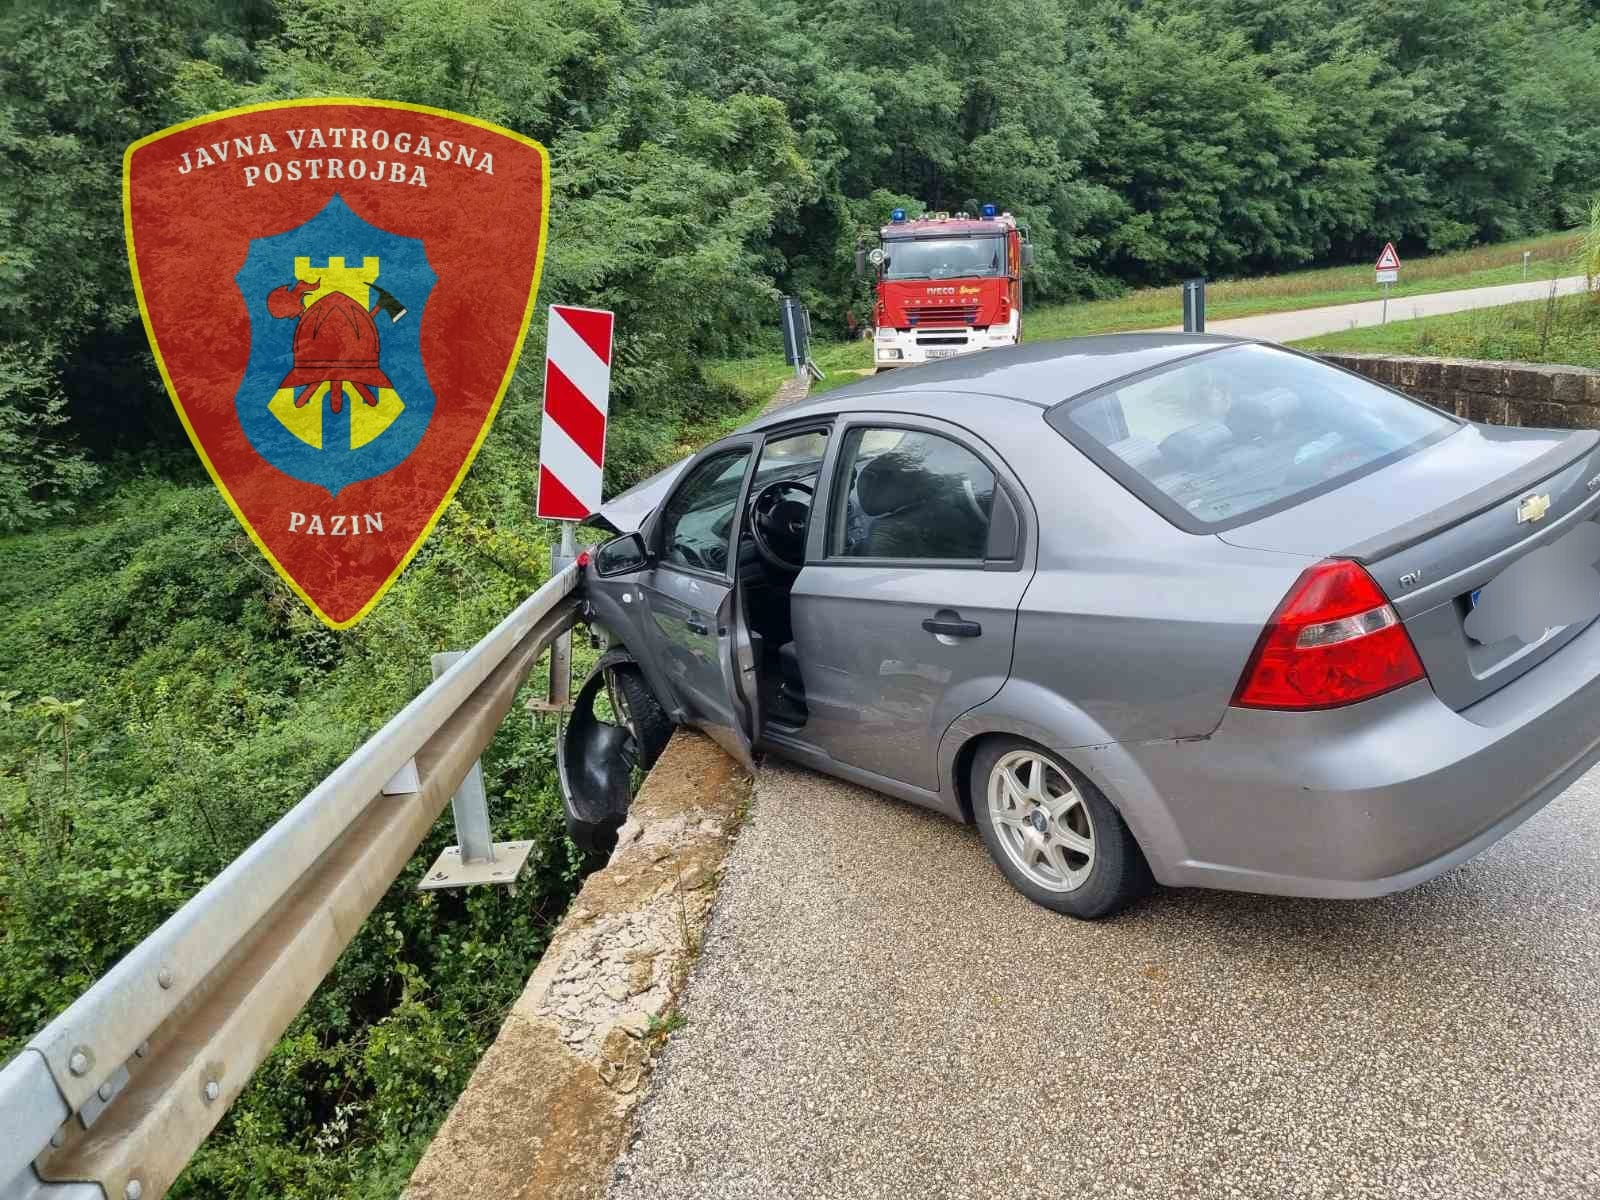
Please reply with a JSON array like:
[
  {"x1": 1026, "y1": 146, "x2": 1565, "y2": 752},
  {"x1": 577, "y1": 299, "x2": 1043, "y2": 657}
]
[{"x1": 1232, "y1": 559, "x2": 1426, "y2": 710}]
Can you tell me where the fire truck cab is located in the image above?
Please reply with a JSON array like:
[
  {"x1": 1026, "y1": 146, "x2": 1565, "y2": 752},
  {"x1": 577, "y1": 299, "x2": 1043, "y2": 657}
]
[{"x1": 857, "y1": 205, "x2": 1034, "y2": 369}]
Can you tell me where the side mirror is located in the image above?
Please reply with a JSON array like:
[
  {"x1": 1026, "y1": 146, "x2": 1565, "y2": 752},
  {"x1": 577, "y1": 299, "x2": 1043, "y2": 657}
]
[
  {"x1": 594, "y1": 531, "x2": 651, "y2": 576},
  {"x1": 1021, "y1": 243, "x2": 1036, "y2": 269},
  {"x1": 854, "y1": 243, "x2": 867, "y2": 278}
]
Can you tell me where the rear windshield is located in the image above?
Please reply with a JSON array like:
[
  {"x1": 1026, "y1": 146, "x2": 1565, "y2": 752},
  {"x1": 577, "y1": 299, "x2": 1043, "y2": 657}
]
[{"x1": 1047, "y1": 344, "x2": 1459, "y2": 532}]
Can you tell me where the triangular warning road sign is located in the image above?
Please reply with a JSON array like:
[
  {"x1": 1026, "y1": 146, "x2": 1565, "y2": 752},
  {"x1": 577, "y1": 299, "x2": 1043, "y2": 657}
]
[{"x1": 1375, "y1": 242, "x2": 1401, "y2": 271}]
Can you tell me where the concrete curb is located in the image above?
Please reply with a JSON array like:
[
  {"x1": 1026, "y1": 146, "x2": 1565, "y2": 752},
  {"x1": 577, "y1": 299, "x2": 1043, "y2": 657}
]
[{"x1": 403, "y1": 730, "x2": 748, "y2": 1200}]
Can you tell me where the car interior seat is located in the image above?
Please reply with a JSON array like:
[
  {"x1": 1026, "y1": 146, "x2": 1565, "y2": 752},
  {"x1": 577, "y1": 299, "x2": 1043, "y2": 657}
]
[
  {"x1": 856, "y1": 450, "x2": 987, "y2": 559},
  {"x1": 1225, "y1": 387, "x2": 1301, "y2": 440}
]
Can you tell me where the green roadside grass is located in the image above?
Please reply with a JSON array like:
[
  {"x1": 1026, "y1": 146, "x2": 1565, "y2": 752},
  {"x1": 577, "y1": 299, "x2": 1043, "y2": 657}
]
[
  {"x1": 1290, "y1": 291, "x2": 1600, "y2": 370},
  {"x1": 1026, "y1": 228, "x2": 1581, "y2": 339},
  {"x1": 706, "y1": 228, "x2": 1584, "y2": 396},
  {"x1": 703, "y1": 339, "x2": 876, "y2": 408}
]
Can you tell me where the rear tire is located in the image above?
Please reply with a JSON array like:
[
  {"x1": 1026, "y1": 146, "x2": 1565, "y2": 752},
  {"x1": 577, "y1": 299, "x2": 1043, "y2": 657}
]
[{"x1": 970, "y1": 737, "x2": 1152, "y2": 919}]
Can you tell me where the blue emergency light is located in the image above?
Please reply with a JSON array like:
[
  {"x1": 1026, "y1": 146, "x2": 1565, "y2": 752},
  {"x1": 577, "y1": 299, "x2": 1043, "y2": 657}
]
[
  {"x1": 981, "y1": 203, "x2": 997, "y2": 218},
  {"x1": 890, "y1": 208, "x2": 907, "y2": 223}
]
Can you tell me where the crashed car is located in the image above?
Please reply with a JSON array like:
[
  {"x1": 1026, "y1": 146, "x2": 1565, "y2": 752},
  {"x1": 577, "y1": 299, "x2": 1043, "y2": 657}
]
[{"x1": 561, "y1": 334, "x2": 1600, "y2": 918}]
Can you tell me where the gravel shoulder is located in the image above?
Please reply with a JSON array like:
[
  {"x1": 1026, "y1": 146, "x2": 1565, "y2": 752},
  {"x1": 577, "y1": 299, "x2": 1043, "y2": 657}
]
[{"x1": 609, "y1": 759, "x2": 1600, "y2": 1200}]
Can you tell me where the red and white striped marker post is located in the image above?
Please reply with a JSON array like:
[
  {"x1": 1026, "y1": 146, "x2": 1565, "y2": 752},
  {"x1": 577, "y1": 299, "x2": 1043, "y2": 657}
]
[
  {"x1": 537, "y1": 304, "x2": 615, "y2": 521},
  {"x1": 537, "y1": 304, "x2": 614, "y2": 710}
]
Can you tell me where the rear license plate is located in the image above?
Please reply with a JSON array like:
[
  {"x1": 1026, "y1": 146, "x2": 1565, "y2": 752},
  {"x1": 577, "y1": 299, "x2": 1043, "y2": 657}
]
[
  {"x1": 925, "y1": 349, "x2": 960, "y2": 359},
  {"x1": 1464, "y1": 528, "x2": 1600, "y2": 645}
]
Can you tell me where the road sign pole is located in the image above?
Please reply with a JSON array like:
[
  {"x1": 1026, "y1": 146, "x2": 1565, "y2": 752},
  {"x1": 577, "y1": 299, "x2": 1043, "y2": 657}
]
[
  {"x1": 549, "y1": 522, "x2": 576, "y2": 710},
  {"x1": 1374, "y1": 243, "x2": 1401, "y2": 323},
  {"x1": 535, "y1": 303, "x2": 615, "y2": 719}
]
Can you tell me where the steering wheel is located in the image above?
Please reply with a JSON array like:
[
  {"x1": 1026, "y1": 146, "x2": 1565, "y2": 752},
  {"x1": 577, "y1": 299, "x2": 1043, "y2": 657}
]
[{"x1": 748, "y1": 479, "x2": 814, "y2": 573}]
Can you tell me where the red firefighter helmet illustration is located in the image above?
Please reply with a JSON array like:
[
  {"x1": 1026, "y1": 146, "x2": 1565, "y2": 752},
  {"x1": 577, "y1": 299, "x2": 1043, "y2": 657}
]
[{"x1": 266, "y1": 278, "x2": 400, "y2": 414}]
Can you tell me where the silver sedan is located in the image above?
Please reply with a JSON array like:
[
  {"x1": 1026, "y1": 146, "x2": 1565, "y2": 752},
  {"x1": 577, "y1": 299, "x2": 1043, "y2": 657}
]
[{"x1": 561, "y1": 334, "x2": 1600, "y2": 918}]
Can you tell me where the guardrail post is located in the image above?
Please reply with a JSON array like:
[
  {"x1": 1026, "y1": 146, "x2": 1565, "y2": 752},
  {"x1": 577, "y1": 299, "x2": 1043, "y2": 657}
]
[
  {"x1": 528, "y1": 529, "x2": 577, "y2": 724},
  {"x1": 415, "y1": 651, "x2": 535, "y2": 891}
]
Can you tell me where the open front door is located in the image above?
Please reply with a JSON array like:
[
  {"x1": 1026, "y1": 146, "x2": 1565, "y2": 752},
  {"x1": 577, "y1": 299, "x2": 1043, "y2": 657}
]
[
  {"x1": 635, "y1": 442, "x2": 761, "y2": 773},
  {"x1": 718, "y1": 576, "x2": 763, "y2": 769}
]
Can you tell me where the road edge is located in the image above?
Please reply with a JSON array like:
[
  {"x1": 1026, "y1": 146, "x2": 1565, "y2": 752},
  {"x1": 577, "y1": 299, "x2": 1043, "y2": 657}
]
[{"x1": 402, "y1": 729, "x2": 749, "y2": 1200}]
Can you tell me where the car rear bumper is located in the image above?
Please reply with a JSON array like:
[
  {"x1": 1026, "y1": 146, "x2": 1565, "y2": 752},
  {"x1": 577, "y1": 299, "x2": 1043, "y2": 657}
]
[{"x1": 1125, "y1": 614, "x2": 1600, "y2": 898}]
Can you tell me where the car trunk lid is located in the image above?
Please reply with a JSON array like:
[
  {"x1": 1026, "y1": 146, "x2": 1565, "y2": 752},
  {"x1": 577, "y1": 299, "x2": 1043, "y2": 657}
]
[{"x1": 1220, "y1": 425, "x2": 1600, "y2": 710}]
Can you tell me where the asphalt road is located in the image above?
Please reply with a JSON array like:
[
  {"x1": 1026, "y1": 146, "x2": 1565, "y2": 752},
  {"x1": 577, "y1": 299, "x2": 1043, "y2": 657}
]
[
  {"x1": 609, "y1": 760, "x2": 1600, "y2": 1200},
  {"x1": 1155, "y1": 274, "x2": 1590, "y2": 342}
]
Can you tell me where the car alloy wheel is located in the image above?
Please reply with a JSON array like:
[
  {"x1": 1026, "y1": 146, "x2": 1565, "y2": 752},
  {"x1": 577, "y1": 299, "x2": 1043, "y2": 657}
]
[{"x1": 985, "y1": 748, "x2": 1096, "y2": 892}]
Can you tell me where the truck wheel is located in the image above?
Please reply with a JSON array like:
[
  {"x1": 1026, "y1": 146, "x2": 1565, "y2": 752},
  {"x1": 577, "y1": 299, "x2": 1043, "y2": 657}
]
[
  {"x1": 971, "y1": 737, "x2": 1152, "y2": 919},
  {"x1": 558, "y1": 653, "x2": 673, "y2": 856}
]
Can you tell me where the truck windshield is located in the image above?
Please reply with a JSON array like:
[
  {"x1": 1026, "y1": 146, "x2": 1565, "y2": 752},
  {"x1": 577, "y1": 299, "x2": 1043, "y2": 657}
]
[{"x1": 881, "y1": 236, "x2": 1005, "y2": 280}]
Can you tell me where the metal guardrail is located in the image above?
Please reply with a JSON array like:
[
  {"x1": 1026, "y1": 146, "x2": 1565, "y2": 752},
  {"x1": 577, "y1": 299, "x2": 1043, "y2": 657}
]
[{"x1": 0, "y1": 565, "x2": 582, "y2": 1200}]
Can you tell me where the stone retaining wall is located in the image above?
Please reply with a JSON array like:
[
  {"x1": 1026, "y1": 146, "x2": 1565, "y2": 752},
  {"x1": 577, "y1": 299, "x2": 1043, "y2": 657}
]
[{"x1": 1317, "y1": 352, "x2": 1600, "y2": 430}]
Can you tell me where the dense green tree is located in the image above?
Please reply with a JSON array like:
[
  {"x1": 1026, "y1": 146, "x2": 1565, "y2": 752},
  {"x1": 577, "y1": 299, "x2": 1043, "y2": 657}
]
[{"x1": 1081, "y1": 15, "x2": 1315, "y2": 279}]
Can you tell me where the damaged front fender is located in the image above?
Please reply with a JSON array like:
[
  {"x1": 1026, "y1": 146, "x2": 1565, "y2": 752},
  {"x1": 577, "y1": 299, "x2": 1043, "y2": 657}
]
[{"x1": 558, "y1": 649, "x2": 674, "y2": 855}]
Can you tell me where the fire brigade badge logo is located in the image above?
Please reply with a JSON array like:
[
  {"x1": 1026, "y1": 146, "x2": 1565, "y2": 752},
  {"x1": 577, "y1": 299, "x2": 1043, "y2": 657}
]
[{"x1": 123, "y1": 99, "x2": 548, "y2": 627}]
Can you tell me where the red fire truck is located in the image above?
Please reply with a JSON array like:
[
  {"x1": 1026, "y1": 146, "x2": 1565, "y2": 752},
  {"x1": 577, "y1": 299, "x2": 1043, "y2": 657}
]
[{"x1": 856, "y1": 204, "x2": 1034, "y2": 369}]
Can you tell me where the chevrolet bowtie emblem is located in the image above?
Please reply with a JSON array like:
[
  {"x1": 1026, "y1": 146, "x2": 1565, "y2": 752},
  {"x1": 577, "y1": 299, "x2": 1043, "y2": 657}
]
[{"x1": 1517, "y1": 492, "x2": 1552, "y2": 524}]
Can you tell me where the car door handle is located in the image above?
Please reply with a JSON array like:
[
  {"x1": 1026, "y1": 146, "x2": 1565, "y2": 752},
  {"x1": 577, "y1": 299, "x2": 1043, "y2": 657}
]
[
  {"x1": 686, "y1": 616, "x2": 710, "y2": 635},
  {"x1": 922, "y1": 613, "x2": 982, "y2": 639}
]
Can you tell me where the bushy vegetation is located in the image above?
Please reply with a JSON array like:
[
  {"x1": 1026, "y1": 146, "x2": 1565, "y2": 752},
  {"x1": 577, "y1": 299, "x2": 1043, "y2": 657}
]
[
  {"x1": 4, "y1": 0, "x2": 1600, "y2": 1193},
  {"x1": 0, "y1": 435, "x2": 543, "y2": 1194}
]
